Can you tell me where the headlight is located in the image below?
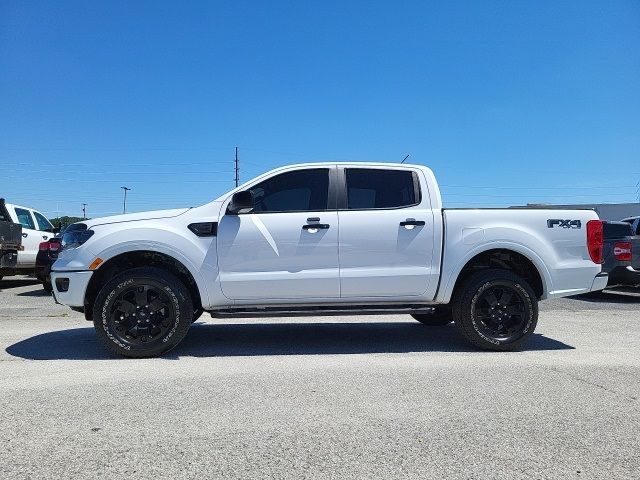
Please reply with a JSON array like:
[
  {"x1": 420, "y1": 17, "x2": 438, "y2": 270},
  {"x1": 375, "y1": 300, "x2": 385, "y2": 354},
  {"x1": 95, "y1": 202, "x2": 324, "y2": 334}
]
[{"x1": 61, "y1": 223, "x2": 94, "y2": 250}]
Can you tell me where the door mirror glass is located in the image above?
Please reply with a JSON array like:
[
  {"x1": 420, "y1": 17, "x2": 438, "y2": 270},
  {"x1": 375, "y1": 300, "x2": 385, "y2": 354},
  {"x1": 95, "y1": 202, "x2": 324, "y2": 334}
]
[{"x1": 227, "y1": 190, "x2": 255, "y2": 215}]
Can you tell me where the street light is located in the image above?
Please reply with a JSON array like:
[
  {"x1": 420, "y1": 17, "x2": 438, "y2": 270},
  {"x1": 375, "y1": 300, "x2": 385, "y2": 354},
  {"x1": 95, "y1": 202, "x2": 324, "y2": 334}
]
[{"x1": 121, "y1": 186, "x2": 131, "y2": 214}]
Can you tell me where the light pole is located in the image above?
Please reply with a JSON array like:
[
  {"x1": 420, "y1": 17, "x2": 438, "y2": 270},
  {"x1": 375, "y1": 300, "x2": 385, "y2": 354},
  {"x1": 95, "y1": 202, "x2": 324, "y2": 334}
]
[
  {"x1": 82, "y1": 203, "x2": 87, "y2": 219},
  {"x1": 121, "y1": 186, "x2": 131, "y2": 214}
]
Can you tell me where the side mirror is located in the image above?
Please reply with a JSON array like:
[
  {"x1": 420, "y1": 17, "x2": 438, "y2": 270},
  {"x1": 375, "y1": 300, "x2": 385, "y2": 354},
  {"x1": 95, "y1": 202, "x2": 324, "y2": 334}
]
[{"x1": 227, "y1": 190, "x2": 254, "y2": 215}]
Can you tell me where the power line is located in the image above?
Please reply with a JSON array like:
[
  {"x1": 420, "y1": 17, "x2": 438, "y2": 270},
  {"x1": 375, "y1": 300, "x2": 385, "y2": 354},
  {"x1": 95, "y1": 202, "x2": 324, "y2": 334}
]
[
  {"x1": 234, "y1": 147, "x2": 240, "y2": 187},
  {"x1": 121, "y1": 186, "x2": 131, "y2": 214}
]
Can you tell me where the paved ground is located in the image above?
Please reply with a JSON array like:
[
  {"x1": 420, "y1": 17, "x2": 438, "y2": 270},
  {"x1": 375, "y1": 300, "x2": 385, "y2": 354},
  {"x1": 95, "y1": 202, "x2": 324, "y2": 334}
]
[{"x1": 0, "y1": 277, "x2": 638, "y2": 479}]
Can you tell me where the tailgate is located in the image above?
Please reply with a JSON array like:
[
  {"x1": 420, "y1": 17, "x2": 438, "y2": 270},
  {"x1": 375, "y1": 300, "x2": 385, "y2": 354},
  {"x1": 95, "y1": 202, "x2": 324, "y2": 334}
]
[{"x1": 0, "y1": 221, "x2": 22, "y2": 249}]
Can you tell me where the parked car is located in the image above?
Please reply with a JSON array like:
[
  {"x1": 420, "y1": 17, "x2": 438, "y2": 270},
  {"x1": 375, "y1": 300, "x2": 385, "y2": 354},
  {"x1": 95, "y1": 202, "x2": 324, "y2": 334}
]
[
  {"x1": 3, "y1": 202, "x2": 56, "y2": 276},
  {"x1": 621, "y1": 216, "x2": 640, "y2": 236},
  {"x1": 51, "y1": 162, "x2": 609, "y2": 357},
  {"x1": 0, "y1": 199, "x2": 22, "y2": 282},
  {"x1": 36, "y1": 233, "x2": 63, "y2": 292},
  {"x1": 602, "y1": 220, "x2": 640, "y2": 287}
]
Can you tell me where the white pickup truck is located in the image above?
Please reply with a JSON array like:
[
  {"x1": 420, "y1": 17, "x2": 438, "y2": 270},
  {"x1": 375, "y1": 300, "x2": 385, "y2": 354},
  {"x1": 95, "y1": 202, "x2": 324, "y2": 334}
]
[{"x1": 51, "y1": 163, "x2": 608, "y2": 357}]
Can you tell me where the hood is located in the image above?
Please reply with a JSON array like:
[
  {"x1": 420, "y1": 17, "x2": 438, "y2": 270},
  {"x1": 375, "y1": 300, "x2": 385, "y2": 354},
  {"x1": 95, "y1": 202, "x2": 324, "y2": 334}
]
[{"x1": 84, "y1": 208, "x2": 191, "y2": 228}]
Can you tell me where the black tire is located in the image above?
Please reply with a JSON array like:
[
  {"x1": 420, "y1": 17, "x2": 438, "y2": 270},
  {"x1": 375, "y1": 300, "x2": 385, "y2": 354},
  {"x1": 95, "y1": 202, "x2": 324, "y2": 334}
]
[
  {"x1": 42, "y1": 281, "x2": 52, "y2": 293},
  {"x1": 452, "y1": 269, "x2": 538, "y2": 351},
  {"x1": 411, "y1": 306, "x2": 452, "y2": 326},
  {"x1": 92, "y1": 267, "x2": 193, "y2": 358}
]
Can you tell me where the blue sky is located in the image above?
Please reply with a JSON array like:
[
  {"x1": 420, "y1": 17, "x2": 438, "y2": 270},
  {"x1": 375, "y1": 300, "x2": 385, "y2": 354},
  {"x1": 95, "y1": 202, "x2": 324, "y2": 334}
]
[{"x1": 1, "y1": 1, "x2": 639, "y2": 218}]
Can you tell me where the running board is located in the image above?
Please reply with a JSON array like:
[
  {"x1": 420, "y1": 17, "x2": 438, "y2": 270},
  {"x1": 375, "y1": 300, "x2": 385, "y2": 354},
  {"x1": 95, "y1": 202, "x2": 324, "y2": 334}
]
[{"x1": 209, "y1": 304, "x2": 437, "y2": 318}]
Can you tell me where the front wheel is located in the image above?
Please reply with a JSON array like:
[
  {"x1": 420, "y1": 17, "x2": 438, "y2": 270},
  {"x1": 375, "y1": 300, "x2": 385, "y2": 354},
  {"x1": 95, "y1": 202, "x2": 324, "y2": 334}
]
[
  {"x1": 92, "y1": 267, "x2": 193, "y2": 358},
  {"x1": 452, "y1": 269, "x2": 538, "y2": 351}
]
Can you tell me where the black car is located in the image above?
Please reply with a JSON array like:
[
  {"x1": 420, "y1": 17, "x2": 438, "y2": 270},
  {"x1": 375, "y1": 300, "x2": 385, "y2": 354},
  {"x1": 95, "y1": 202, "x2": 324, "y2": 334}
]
[
  {"x1": 602, "y1": 221, "x2": 640, "y2": 287},
  {"x1": 0, "y1": 198, "x2": 22, "y2": 282},
  {"x1": 35, "y1": 232, "x2": 63, "y2": 292}
]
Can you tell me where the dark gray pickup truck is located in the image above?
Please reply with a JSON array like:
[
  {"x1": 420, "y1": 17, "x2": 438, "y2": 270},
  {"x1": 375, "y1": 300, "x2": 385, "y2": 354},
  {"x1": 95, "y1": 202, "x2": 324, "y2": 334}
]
[
  {"x1": 0, "y1": 198, "x2": 22, "y2": 281},
  {"x1": 603, "y1": 221, "x2": 640, "y2": 287}
]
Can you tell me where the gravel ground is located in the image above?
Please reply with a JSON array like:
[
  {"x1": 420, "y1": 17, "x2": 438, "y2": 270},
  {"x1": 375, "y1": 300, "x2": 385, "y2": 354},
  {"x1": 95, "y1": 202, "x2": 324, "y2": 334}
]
[{"x1": 0, "y1": 276, "x2": 638, "y2": 479}]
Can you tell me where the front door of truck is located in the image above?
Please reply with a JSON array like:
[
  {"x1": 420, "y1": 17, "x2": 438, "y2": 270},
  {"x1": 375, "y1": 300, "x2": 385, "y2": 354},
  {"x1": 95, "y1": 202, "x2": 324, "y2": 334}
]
[
  {"x1": 217, "y1": 167, "x2": 340, "y2": 300},
  {"x1": 337, "y1": 167, "x2": 437, "y2": 298}
]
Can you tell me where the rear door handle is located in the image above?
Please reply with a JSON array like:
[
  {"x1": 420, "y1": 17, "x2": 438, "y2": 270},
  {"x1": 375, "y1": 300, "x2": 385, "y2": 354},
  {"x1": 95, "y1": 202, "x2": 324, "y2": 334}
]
[
  {"x1": 400, "y1": 220, "x2": 425, "y2": 227},
  {"x1": 22, "y1": 233, "x2": 28, "y2": 238},
  {"x1": 302, "y1": 224, "x2": 330, "y2": 230}
]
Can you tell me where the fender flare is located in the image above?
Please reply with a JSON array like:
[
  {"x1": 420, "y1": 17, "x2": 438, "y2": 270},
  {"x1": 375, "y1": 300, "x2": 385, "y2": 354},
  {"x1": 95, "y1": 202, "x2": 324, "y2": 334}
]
[
  {"x1": 436, "y1": 241, "x2": 553, "y2": 303},
  {"x1": 90, "y1": 240, "x2": 212, "y2": 308}
]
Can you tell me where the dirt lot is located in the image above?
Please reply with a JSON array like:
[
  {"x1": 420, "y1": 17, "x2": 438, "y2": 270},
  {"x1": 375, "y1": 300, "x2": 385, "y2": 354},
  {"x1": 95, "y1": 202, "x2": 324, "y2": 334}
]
[{"x1": 0, "y1": 277, "x2": 639, "y2": 479}]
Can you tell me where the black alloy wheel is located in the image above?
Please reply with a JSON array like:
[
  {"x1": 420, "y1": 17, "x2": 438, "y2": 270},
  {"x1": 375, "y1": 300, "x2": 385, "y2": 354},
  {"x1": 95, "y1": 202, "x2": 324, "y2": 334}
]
[
  {"x1": 472, "y1": 284, "x2": 527, "y2": 342},
  {"x1": 109, "y1": 284, "x2": 176, "y2": 346},
  {"x1": 93, "y1": 267, "x2": 193, "y2": 358}
]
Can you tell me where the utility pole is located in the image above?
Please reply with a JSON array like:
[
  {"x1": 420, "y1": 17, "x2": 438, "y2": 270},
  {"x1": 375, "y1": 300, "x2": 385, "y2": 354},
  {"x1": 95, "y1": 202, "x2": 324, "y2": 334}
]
[
  {"x1": 121, "y1": 186, "x2": 131, "y2": 214},
  {"x1": 234, "y1": 146, "x2": 240, "y2": 187},
  {"x1": 82, "y1": 203, "x2": 87, "y2": 219}
]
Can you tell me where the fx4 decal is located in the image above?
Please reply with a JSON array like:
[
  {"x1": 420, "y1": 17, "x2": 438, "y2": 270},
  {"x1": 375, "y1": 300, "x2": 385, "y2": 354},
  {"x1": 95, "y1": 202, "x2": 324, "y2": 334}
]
[{"x1": 547, "y1": 219, "x2": 582, "y2": 229}]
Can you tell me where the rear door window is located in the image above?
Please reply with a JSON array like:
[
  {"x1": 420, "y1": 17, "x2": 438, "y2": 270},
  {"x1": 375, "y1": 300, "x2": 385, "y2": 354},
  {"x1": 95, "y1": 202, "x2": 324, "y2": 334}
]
[
  {"x1": 14, "y1": 207, "x2": 35, "y2": 230},
  {"x1": 345, "y1": 169, "x2": 419, "y2": 209},
  {"x1": 33, "y1": 211, "x2": 53, "y2": 231}
]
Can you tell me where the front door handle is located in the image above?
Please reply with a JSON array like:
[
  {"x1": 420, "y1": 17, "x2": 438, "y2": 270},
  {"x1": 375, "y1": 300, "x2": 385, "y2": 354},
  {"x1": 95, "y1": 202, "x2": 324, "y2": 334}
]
[
  {"x1": 302, "y1": 224, "x2": 330, "y2": 231},
  {"x1": 400, "y1": 220, "x2": 425, "y2": 227},
  {"x1": 22, "y1": 233, "x2": 28, "y2": 238}
]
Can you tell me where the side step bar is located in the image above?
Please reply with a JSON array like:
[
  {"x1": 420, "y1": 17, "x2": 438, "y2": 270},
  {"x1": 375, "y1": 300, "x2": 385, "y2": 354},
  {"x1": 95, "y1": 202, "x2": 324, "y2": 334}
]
[{"x1": 209, "y1": 304, "x2": 438, "y2": 318}]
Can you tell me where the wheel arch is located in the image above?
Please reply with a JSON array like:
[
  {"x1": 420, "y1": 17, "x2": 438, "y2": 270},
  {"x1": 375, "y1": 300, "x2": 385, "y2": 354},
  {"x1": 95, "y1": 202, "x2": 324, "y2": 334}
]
[
  {"x1": 437, "y1": 243, "x2": 552, "y2": 303},
  {"x1": 83, "y1": 248, "x2": 208, "y2": 320}
]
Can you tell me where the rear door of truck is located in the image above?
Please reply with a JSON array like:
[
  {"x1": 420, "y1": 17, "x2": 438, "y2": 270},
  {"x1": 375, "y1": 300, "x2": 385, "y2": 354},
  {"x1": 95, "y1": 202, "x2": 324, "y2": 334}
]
[{"x1": 336, "y1": 166, "x2": 439, "y2": 298}]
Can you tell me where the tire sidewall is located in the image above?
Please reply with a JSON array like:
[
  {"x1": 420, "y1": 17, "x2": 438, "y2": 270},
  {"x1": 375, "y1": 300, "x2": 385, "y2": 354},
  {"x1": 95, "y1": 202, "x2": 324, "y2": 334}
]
[{"x1": 93, "y1": 268, "x2": 193, "y2": 357}]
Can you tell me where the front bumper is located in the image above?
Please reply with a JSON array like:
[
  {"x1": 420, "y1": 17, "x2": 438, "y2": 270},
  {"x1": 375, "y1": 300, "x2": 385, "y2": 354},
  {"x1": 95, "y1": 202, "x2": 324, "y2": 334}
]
[{"x1": 50, "y1": 270, "x2": 93, "y2": 307}]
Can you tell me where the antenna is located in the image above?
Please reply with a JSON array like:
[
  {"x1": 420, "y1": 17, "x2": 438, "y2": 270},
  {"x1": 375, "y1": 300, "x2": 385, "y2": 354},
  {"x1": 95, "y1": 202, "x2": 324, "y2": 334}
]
[{"x1": 401, "y1": 154, "x2": 410, "y2": 164}]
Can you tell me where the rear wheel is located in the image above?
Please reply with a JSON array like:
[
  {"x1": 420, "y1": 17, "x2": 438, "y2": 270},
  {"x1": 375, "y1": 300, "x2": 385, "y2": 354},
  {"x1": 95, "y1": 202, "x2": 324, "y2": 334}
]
[
  {"x1": 452, "y1": 269, "x2": 538, "y2": 351},
  {"x1": 92, "y1": 267, "x2": 193, "y2": 358},
  {"x1": 411, "y1": 306, "x2": 452, "y2": 326}
]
